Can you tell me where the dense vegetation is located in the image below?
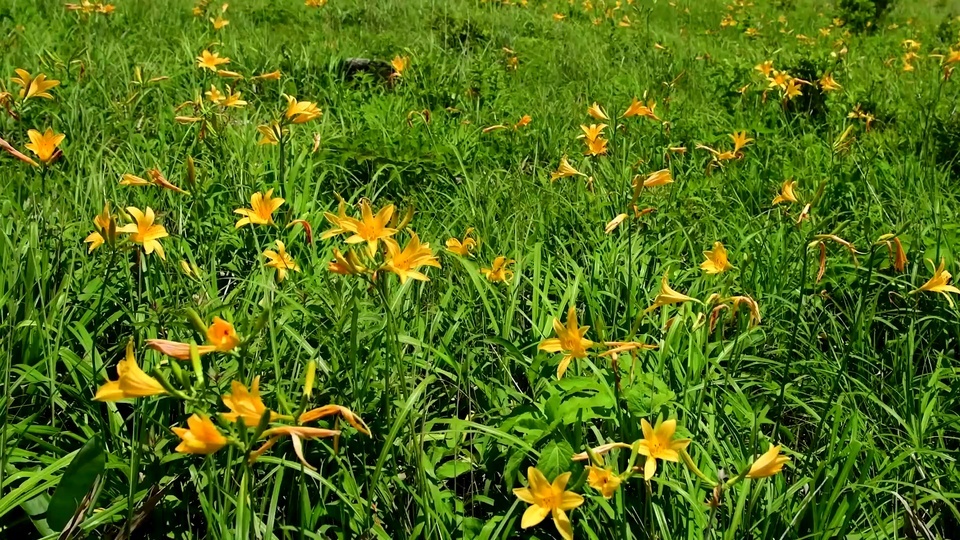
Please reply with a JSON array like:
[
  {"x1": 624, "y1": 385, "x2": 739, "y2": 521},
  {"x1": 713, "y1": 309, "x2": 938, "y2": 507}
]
[{"x1": 2, "y1": 0, "x2": 960, "y2": 538}]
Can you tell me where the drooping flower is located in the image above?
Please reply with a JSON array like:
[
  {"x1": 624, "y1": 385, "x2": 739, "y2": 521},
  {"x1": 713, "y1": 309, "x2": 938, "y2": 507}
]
[
  {"x1": 248, "y1": 425, "x2": 340, "y2": 470},
  {"x1": 382, "y1": 232, "x2": 441, "y2": 284},
  {"x1": 299, "y1": 404, "x2": 371, "y2": 435},
  {"x1": 285, "y1": 95, "x2": 322, "y2": 123},
  {"x1": 117, "y1": 207, "x2": 168, "y2": 259},
  {"x1": 638, "y1": 168, "x2": 673, "y2": 188},
  {"x1": 263, "y1": 240, "x2": 300, "y2": 282},
  {"x1": 84, "y1": 203, "x2": 114, "y2": 253},
  {"x1": 146, "y1": 317, "x2": 238, "y2": 360},
  {"x1": 912, "y1": 258, "x2": 960, "y2": 307},
  {"x1": 93, "y1": 341, "x2": 167, "y2": 401},
  {"x1": 11, "y1": 69, "x2": 60, "y2": 101},
  {"x1": 513, "y1": 467, "x2": 584, "y2": 540},
  {"x1": 587, "y1": 102, "x2": 608, "y2": 120},
  {"x1": 257, "y1": 123, "x2": 283, "y2": 145},
  {"x1": 482, "y1": 256, "x2": 515, "y2": 283},
  {"x1": 746, "y1": 444, "x2": 790, "y2": 478},
  {"x1": 196, "y1": 50, "x2": 230, "y2": 71},
  {"x1": 700, "y1": 242, "x2": 733, "y2": 274},
  {"x1": 729, "y1": 295, "x2": 762, "y2": 327},
  {"x1": 644, "y1": 272, "x2": 697, "y2": 313},
  {"x1": 772, "y1": 179, "x2": 798, "y2": 205},
  {"x1": 586, "y1": 465, "x2": 621, "y2": 498},
  {"x1": 221, "y1": 377, "x2": 279, "y2": 427},
  {"x1": 622, "y1": 97, "x2": 660, "y2": 120},
  {"x1": 539, "y1": 306, "x2": 595, "y2": 379},
  {"x1": 235, "y1": 189, "x2": 285, "y2": 228},
  {"x1": 339, "y1": 199, "x2": 398, "y2": 256},
  {"x1": 172, "y1": 414, "x2": 228, "y2": 455},
  {"x1": 25, "y1": 128, "x2": 64, "y2": 164},
  {"x1": 445, "y1": 228, "x2": 478, "y2": 256},
  {"x1": 252, "y1": 70, "x2": 282, "y2": 81},
  {"x1": 635, "y1": 418, "x2": 691, "y2": 481},
  {"x1": 550, "y1": 156, "x2": 584, "y2": 181}
]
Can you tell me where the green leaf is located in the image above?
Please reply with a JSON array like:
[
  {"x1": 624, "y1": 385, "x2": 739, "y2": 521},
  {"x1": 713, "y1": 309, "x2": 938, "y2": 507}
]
[
  {"x1": 46, "y1": 436, "x2": 104, "y2": 531},
  {"x1": 536, "y1": 440, "x2": 574, "y2": 480},
  {"x1": 435, "y1": 459, "x2": 472, "y2": 480}
]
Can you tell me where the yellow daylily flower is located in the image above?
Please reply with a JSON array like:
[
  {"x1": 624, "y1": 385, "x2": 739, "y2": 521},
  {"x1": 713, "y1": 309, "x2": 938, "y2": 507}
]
[
  {"x1": 205, "y1": 84, "x2": 224, "y2": 104},
  {"x1": 583, "y1": 137, "x2": 608, "y2": 157},
  {"x1": 221, "y1": 86, "x2": 246, "y2": 108},
  {"x1": 604, "y1": 213, "x2": 627, "y2": 234},
  {"x1": 284, "y1": 95, "x2": 322, "y2": 124},
  {"x1": 84, "y1": 203, "x2": 115, "y2": 253},
  {"x1": 550, "y1": 156, "x2": 584, "y2": 181},
  {"x1": 638, "y1": 168, "x2": 673, "y2": 189},
  {"x1": 772, "y1": 179, "x2": 798, "y2": 205},
  {"x1": 912, "y1": 258, "x2": 960, "y2": 307},
  {"x1": 222, "y1": 376, "x2": 279, "y2": 427},
  {"x1": 93, "y1": 341, "x2": 167, "y2": 401},
  {"x1": 207, "y1": 317, "x2": 240, "y2": 351},
  {"x1": 538, "y1": 306, "x2": 595, "y2": 379},
  {"x1": 445, "y1": 228, "x2": 477, "y2": 256},
  {"x1": 635, "y1": 418, "x2": 691, "y2": 481},
  {"x1": 25, "y1": 128, "x2": 65, "y2": 164},
  {"x1": 328, "y1": 248, "x2": 367, "y2": 276},
  {"x1": 210, "y1": 15, "x2": 229, "y2": 30},
  {"x1": 257, "y1": 123, "x2": 283, "y2": 145},
  {"x1": 339, "y1": 199, "x2": 398, "y2": 256},
  {"x1": 746, "y1": 444, "x2": 790, "y2": 478},
  {"x1": 587, "y1": 102, "x2": 608, "y2": 120},
  {"x1": 197, "y1": 50, "x2": 230, "y2": 71},
  {"x1": 234, "y1": 189, "x2": 285, "y2": 228},
  {"x1": 578, "y1": 124, "x2": 607, "y2": 142},
  {"x1": 754, "y1": 60, "x2": 774, "y2": 77},
  {"x1": 172, "y1": 414, "x2": 228, "y2": 455},
  {"x1": 586, "y1": 465, "x2": 621, "y2": 498},
  {"x1": 382, "y1": 232, "x2": 441, "y2": 284},
  {"x1": 482, "y1": 256, "x2": 515, "y2": 283},
  {"x1": 645, "y1": 272, "x2": 697, "y2": 313},
  {"x1": 252, "y1": 70, "x2": 282, "y2": 81},
  {"x1": 622, "y1": 97, "x2": 660, "y2": 120},
  {"x1": 117, "y1": 207, "x2": 168, "y2": 259},
  {"x1": 700, "y1": 241, "x2": 733, "y2": 274},
  {"x1": 263, "y1": 240, "x2": 300, "y2": 282},
  {"x1": 11, "y1": 69, "x2": 60, "y2": 101},
  {"x1": 513, "y1": 467, "x2": 584, "y2": 540},
  {"x1": 730, "y1": 131, "x2": 753, "y2": 154},
  {"x1": 819, "y1": 73, "x2": 842, "y2": 92},
  {"x1": 391, "y1": 55, "x2": 409, "y2": 77}
]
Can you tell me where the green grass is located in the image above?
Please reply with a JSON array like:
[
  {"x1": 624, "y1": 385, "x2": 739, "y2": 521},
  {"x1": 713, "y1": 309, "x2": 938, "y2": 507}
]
[{"x1": 2, "y1": 0, "x2": 960, "y2": 538}]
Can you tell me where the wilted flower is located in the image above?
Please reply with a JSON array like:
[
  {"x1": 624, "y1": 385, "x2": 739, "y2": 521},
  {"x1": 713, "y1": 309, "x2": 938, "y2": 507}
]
[
  {"x1": 604, "y1": 213, "x2": 627, "y2": 234},
  {"x1": 257, "y1": 123, "x2": 283, "y2": 145},
  {"x1": 328, "y1": 248, "x2": 366, "y2": 276}
]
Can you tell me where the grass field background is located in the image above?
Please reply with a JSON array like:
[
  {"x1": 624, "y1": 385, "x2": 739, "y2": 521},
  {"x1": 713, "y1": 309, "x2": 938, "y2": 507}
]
[{"x1": 2, "y1": 0, "x2": 960, "y2": 538}]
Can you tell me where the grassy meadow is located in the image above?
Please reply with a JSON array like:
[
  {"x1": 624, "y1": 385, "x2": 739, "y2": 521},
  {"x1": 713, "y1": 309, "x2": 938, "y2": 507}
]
[{"x1": 3, "y1": 0, "x2": 960, "y2": 538}]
